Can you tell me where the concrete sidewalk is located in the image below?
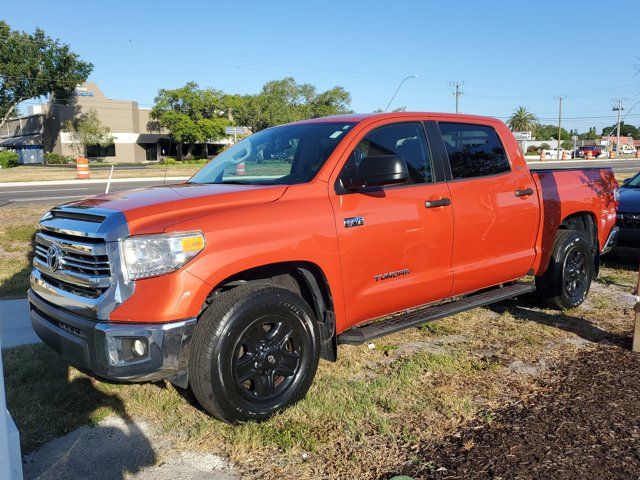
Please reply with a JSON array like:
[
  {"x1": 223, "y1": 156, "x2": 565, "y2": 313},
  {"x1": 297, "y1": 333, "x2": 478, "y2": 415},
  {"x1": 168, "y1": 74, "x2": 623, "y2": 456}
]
[{"x1": 0, "y1": 299, "x2": 40, "y2": 349}]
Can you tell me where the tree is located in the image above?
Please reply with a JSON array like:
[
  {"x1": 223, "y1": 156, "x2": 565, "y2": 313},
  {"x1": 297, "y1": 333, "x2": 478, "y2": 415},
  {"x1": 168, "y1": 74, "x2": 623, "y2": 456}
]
[
  {"x1": 579, "y1": 127, "x2": 599, "y2": 140},
  {"x1": 600, "y1": 122, "x2": 640, "y2": 138},
  {"x1": 507, "y1": 106, "x2": 538, "y2": 132},
  {"x1": 229, "y1": 77, "x2": 352, "y2": 132},
  {"x1": 0, "y1": 20, "x2": 93, "y2": 129},
  {"x1": 63, "y1": 109, "x2": 113, "y2": 157},
  {"x1": 150, "y1": 82, "x2": 230, "y2": 158},
  {"x1": 534, "y1": 124, "x2": 570, "y2": 140}
]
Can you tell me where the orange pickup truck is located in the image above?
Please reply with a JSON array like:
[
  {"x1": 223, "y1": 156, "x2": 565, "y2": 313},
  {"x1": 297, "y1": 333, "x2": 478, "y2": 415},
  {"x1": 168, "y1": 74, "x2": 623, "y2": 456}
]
[{"x1": 29, "y1": 112, "x2": 619, "y2": 422}]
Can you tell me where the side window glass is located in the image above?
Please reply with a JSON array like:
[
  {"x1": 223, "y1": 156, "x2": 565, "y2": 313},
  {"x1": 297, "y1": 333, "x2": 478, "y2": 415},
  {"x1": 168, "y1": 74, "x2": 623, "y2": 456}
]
[
  {"x1": 438, "y1": 122, "x2": 510, "y2": 180},
  {"x1": 349, "y1": 122, "x2": 432, "y2": 184}
]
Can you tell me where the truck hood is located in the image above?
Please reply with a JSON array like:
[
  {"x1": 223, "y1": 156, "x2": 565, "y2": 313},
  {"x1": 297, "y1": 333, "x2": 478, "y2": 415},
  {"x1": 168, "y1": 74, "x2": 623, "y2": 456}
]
[
  {"x1": 619, "y1": 187, "x2": 640, "y2": 213},
  {"x1": 63, "y1": 182, "x2": 288, "y2": 235}
]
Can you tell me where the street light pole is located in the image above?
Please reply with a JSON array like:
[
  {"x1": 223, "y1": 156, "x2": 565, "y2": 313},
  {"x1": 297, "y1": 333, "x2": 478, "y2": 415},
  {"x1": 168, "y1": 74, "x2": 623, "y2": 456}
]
[{"x1": 384, "y1": 75, "x2": 418, "y2": 112}]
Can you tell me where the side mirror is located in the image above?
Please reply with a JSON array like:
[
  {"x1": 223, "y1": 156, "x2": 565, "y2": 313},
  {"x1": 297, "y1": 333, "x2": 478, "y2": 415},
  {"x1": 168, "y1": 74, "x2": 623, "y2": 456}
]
[
  {"x1": 342, "y1": 154, "x2": 408, "y2": 190},
  {"x1": 622, "y1": 178, "x2": 631, "y2": 185}
]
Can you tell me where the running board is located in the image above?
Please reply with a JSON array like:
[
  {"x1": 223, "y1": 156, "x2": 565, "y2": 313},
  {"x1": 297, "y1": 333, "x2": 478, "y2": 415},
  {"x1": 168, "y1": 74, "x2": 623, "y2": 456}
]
[{"x1": 337, "y1": 283, "x2": 535, "y2": 345}]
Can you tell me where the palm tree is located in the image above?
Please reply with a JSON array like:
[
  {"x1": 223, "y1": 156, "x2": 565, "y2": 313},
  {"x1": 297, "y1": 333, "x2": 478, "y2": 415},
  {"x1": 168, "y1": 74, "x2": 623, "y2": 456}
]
[{"x1": 507, "y1": 106, "x2": 538, "y2": 132}]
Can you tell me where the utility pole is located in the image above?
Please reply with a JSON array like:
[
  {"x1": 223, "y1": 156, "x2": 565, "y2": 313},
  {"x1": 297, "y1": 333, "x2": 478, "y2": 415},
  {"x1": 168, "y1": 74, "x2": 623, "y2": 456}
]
[
  {"x1": 613, "y1": 100, "x2": 624, "y2": 155},
  {"x1": 450, "y1": 82, "x2": 464, "y2": 114},
  {"x1": 555, "y1": 96, "x2": 565, "y2": 160}
]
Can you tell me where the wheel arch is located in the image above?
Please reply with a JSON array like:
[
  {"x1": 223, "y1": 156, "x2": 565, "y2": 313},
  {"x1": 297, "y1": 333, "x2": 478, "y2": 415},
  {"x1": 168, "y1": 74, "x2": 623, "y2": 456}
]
[
  {"x1": 558, "y1": 211, "x2": 600, "y2": 275},
  {"x1": 203, "y1": 261, "x2": 337, "y2": 361}
]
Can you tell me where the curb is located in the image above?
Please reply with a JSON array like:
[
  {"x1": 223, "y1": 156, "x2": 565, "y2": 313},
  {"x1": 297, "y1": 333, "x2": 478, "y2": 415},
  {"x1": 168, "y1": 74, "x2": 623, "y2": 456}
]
[{"x1": 0, "y1": 177, "x2": 190, "y2": 188}]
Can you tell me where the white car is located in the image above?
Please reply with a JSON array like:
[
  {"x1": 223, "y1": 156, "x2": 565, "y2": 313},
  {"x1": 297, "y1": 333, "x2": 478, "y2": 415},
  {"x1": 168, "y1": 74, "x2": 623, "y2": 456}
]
[
  {"x1": 543, "y1": 148, "x2": 573, "y2": 159},
  {"x1": 618, "y1": 145, "x2": 637, "y2": 155}
]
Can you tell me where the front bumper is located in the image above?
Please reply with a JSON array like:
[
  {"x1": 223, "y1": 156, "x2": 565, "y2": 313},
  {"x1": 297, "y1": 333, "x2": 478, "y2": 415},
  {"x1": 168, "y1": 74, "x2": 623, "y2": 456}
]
[{"x1": 28, "y1": 289, "x2": 196, "y2": 385}]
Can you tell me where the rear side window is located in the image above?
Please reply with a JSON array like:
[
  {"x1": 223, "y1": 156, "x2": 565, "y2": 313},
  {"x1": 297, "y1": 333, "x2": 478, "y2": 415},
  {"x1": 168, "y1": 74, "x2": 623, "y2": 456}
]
[
  {"x1": 438, "y1": 122, "x2": 510, "y2": 180},
  {"x1": 349, "y1": 122, "x2": 432, "y2": 184}
]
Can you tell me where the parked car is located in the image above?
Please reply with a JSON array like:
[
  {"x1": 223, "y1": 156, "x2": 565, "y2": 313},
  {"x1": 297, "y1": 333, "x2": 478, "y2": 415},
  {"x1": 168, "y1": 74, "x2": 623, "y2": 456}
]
[
  {"x1": 576, "y1": 145, "x2": 608, "y2": 158},
  {"x1": 543, "y1": 148, "x2": 573, "y2": 159},
  {"x1": 617, "y1": 145, "x2": 637, "y2": 156},
  {"x1": 28, "y1": 112, "x2": 619, "y2": 423},
  {"x1": 617, "y1": 171, "x2": 640, "y2": 247}
]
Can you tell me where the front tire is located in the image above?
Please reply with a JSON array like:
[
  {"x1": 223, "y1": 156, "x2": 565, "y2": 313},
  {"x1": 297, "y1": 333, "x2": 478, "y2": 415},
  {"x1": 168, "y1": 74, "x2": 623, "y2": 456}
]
[
  {"x1": 535, "y1": 230, "x2": 594, "y2": 309},
  {"x1": 189, "y1": 282, "x2": 320, "y2": 423}
]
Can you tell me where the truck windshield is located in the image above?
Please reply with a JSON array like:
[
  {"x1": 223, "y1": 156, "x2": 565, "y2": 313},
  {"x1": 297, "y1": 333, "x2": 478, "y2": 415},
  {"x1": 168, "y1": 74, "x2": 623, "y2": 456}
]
[{"x1": 189, "y1": 122, "x2": 354, "y2": 185}]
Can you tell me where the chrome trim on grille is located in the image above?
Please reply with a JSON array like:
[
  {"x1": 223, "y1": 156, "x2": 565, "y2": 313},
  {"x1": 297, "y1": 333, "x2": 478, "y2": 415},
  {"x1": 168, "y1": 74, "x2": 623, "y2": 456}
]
[{"x1": 30, "y1": 205, "x2": 134, "y2": 320}]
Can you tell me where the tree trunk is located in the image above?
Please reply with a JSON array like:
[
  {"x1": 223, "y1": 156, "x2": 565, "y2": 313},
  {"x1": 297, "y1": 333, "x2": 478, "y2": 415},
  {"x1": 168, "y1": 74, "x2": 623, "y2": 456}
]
[
  {"x1": 186, "y1": 143, "x2": 194, "y2": 158},
  {"x1": 0, "y1": 102, "x2": 19, "y2": 131},
  {"x1": 176, "y1": 143, "x2": 183, "y2": 161}
]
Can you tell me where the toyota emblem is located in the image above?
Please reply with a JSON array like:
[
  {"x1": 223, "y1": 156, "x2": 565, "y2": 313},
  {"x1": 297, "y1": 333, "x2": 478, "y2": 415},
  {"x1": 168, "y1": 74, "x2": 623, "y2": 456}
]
[{"x1": 46, "y1": 244, "x2": 62, "y2": 271}]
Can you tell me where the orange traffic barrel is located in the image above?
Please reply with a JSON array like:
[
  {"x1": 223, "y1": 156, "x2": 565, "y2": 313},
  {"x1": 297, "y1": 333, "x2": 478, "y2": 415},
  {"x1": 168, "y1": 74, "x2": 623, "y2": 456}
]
[
  {"x1": 561, "y1": 151, "x2": 568, "y2": 160},
  {"x1": 76, "y1": 157, "x2": 90, "y2": 179},
  {"x1": 586, "y1": 150, "x2": 593, "y2": 160},
  {"x1": 610, "y1": 150, "x2": 616, "y2": 159},
  {"x1": 235, "y1": 162, "x2": 246, "y2": 176},
  {"x1": 636, "y1": 150, "x2": 640, "y2": 158},
  {"x1": 539, "y1": 151, "x2": 546, "y2": 161}
]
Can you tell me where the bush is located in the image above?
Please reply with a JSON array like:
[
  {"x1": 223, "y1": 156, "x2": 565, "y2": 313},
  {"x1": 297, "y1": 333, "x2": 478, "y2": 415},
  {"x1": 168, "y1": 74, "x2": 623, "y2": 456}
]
[
  {"x1": 44, "y1": 153, "x2": 74, "y2": 165},
  {"x1": 540, "y1": 143, "x2": 551, "y2": 150},
  {"x1": 526, "y1": 146, "x2": 539, "y2": 153},
  {"x1": 0, "y1": 151, "x2": 19, "y2": 169},
  {"x1": 159, "y1": 157, "x2": 208, "y2": 165},
  {"x1": 561, "y1": 141, "x2": 574, "y2": 151}
]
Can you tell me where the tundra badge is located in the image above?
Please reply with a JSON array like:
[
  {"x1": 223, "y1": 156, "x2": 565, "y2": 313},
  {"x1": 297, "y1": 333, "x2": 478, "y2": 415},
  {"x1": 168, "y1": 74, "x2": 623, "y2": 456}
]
[{"x1": 374, "y1": 269, "x2": 410, "y2": 281}]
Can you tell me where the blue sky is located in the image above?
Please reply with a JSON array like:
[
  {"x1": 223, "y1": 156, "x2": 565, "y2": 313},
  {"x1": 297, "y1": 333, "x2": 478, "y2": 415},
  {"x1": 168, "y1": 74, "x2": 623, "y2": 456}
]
[{"x1": 5, "y1": 0, "x2": 640, "y2": 132}]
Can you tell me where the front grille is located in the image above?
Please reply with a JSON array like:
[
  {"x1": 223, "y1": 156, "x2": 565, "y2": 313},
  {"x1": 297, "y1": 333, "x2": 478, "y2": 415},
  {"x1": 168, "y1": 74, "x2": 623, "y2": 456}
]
[
  {"x1": 617, "y1": 213, "x2": 640, "y2": 229},
  {"x1": 33, "y1": 229, "x2": 112, "y2": 298}
]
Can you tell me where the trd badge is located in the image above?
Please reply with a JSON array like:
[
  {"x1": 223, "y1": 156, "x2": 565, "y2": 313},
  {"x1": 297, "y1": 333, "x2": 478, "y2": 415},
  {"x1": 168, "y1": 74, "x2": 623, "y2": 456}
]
[{"x1": 344, "y1": 216, "x2": 364, "y2": 228}]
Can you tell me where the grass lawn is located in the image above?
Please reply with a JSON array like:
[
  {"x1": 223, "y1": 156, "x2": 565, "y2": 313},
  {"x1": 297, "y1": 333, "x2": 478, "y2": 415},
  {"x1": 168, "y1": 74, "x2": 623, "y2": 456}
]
[{"x1": 0, "y1": 203, "x2": 55, "y2": 299}]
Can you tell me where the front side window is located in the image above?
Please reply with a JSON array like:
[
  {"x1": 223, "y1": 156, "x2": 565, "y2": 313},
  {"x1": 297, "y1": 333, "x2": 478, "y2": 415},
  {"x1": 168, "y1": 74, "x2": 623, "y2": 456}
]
[
  {"x1": 438, "y1": 122, "x2": 510, "y2": 180},
  {"x1": 189, "y1": 122, "x2": 354, "y2": 185},
  {"x1": 347, "y1": 122, "x2": 432, "y2": 184}
]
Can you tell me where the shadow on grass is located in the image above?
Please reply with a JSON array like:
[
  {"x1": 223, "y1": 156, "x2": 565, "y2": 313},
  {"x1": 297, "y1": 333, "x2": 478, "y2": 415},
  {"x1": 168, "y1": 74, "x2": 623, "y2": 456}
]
[
  {"x1": 490, "y1": 294, "x2": 632, "y2": 349},
  {"x1": 3, "y1": 344, "x2": 157, "y2": 479}
]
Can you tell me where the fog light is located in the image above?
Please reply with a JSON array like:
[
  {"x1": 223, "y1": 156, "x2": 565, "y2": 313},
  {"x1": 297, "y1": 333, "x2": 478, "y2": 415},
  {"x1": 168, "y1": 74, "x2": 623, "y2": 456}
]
[{"x1": 132, "y1": 339, "x2": 147, "y2": 357}]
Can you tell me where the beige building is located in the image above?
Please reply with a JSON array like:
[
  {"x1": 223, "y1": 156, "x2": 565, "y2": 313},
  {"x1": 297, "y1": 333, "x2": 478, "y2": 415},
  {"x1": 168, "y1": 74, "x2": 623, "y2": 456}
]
[{"x1": 1, "y1": 83, "x2": 190, "y2": 163}]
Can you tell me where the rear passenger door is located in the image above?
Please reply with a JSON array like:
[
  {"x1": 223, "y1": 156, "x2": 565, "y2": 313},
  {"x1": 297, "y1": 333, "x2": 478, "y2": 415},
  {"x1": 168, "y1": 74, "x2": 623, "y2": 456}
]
[{"x1": 434, "y1": 121, "x2": 539, "y2": 296}]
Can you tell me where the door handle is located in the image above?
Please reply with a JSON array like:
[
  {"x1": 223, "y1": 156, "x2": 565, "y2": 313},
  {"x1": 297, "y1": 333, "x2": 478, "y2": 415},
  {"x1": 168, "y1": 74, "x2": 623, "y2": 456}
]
[
  {"x1": 425, "y1": 197, "x2": 451, "y2": 208},
  {"x1": 515, "y1": 188, "x2": 534, "y2": 197}
]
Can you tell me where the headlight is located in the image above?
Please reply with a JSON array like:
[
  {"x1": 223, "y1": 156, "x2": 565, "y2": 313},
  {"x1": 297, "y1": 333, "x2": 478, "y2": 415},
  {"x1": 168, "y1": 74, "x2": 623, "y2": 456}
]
[{"x1": 121, "y1": 232, "x2": 205, "y2": 280}]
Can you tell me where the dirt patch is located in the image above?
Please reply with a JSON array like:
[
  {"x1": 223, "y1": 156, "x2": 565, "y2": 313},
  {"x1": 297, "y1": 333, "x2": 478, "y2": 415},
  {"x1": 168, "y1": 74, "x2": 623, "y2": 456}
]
[{"x1": 388, "y1": 344, "x2": 640, "y2": 480}]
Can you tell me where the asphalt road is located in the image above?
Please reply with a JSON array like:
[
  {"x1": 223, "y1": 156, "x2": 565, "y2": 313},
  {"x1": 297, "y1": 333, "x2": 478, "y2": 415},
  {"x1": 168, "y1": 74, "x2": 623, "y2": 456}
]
[
  {"x1": 0, "y1": 178, "x2": 187, "y2": 205},
  {"x1": 0, "y1": 159, "x2": 638, "y2": 205}
]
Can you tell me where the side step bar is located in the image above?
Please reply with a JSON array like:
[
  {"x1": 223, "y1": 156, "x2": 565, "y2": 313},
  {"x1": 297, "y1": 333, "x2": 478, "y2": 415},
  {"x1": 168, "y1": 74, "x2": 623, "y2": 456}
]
[{"x1": 337, "y1": 282, "x2": 535, "y2": 345}]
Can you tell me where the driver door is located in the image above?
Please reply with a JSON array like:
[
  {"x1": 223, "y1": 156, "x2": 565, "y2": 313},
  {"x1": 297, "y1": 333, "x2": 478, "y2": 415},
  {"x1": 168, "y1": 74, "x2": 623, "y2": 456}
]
[{"x1": 330, "y1": 120, "x2": 454, "y2": 328}]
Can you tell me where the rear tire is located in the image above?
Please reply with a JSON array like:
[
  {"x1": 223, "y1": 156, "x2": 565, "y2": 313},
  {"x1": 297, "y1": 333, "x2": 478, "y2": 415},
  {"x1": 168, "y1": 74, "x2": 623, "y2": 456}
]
[
  {"x1": 189, "y1": 282, "x2": 320, "y2": 423},
  {"x1": 535, "y1": 230, "x2": 594, "y2": 310}
]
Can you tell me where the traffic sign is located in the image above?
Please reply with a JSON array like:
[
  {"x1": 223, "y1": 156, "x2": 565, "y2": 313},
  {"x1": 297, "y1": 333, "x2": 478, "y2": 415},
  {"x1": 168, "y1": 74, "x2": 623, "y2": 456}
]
[
  {"x1": 513, "y1": 131, "x2": 532, "y2": 140},
  {"x1": 225, "y1": 127, "x2": 245, "y2": 135}
]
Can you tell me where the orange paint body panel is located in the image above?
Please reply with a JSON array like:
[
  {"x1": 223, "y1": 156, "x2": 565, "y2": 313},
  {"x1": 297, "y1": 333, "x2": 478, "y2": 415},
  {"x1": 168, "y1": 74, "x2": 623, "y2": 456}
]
[{"x1": 75, "y1": 112, "x2": 617, "y2": 335}]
